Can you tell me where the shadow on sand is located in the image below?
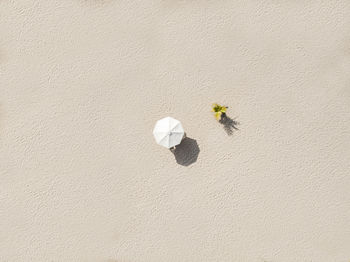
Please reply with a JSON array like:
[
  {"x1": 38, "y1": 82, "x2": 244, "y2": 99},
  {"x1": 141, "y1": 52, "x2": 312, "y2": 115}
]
[
  {"x1": 171, "y1": 137, "x2": 199, "y2": 166},
  {"x1": 219, "y1": 114, "x2": 239, "y2": 136}
]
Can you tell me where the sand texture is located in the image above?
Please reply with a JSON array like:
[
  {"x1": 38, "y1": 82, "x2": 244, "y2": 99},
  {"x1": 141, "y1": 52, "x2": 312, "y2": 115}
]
[{"x1": 0, "y1": 0, "x2": 350, "y2": 261}]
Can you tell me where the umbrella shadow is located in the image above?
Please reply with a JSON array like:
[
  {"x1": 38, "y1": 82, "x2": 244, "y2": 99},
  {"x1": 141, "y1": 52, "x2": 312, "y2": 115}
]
[
  {"x1": 219, "y1": 114, "x2": 240, "y2": 136},
  {"x1": 171, "y1": 137, "x2": 199, "y2": 166}
]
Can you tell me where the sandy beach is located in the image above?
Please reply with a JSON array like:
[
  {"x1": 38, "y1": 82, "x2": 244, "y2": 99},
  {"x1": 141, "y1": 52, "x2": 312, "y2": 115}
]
[{"x1": 0, "y1": 0, "x2": 350, "y2": 261}]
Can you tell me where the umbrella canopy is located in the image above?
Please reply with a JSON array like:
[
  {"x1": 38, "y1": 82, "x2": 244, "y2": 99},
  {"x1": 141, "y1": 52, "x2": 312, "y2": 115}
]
[{"x1": 153, "y1": 117, "x2": 185, "y2": 148}]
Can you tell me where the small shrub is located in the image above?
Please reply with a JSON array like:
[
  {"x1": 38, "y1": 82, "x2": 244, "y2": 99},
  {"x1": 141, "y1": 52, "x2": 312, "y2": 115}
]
[{"x1": 212, "y1": 103, "x2": 227, "y2": 120}]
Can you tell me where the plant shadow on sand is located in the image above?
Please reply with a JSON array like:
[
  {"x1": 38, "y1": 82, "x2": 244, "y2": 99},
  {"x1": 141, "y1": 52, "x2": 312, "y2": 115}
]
[
  {"x1": 219, "y1": 114, "x2": 240, "y2": 136},
  {"x1": 171, "y1": 137, "x2": 199, "y2": 166}
]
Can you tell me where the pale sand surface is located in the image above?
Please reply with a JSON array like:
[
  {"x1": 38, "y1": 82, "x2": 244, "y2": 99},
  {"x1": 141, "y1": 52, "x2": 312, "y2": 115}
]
[{"x1": 1, "y1": 1, "x2": 350, "y2": 261}]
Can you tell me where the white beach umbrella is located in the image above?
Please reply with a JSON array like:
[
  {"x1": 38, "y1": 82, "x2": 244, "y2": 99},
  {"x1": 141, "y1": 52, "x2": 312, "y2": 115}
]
[{"x1": 153, "y1": 117, "x2": 185, "y2": 148}]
